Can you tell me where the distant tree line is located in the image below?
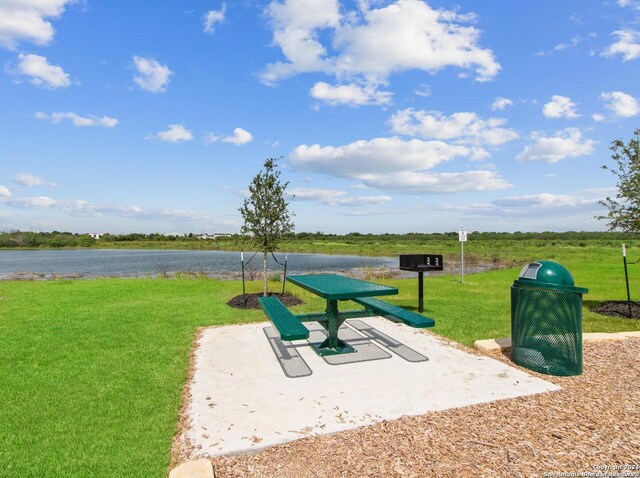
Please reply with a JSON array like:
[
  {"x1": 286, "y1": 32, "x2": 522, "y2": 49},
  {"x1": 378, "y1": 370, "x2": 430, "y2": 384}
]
[
  {"x1": 0, "y1": 231, "x2": 95, "y2": 248},
  {"x1": 252, "y1": 231, "x2": 640, "y2": 241},
  {"x1": 2, "y1": 230, "x2": 640, "y2": 249}
]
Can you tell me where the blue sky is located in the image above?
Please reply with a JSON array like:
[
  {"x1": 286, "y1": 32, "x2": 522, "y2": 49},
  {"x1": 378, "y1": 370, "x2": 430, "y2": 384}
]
[{"x1": 1, "y1": 0, "x2": 639, "y2": 234}]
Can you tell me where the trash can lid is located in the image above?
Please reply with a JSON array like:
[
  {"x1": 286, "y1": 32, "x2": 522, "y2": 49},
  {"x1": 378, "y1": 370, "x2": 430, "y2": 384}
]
[{"x1": 513, "y1": 260, "x2": 588, "y2": 293}]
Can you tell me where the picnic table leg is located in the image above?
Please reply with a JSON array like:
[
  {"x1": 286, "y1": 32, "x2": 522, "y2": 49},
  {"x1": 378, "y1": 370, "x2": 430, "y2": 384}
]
[{"x1": 312, "y1": 299, "x2": 355, "y2": 356}]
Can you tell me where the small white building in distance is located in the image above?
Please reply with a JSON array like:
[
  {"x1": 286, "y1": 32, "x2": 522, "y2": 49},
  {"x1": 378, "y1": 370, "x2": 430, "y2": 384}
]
[
  {"x1": 196, "y1": 233, "x2": 233, "y2": 240},
  {"x1": 89, "y1": 233, "x2": 103, "y2": 240}
]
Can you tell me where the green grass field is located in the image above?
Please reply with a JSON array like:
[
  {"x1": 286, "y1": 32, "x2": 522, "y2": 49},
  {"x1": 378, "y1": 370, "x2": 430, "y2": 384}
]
[
  {"x1": 92, "y1": 233, "x2": 640, "y2": 263},
  {"x1": 0, "y1": 241, "x2": 638, "y2": 477}
]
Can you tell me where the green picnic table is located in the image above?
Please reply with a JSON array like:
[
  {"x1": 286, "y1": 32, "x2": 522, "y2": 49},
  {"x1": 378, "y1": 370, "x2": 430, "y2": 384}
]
[
  {"x1": 258, "y1": 273, "x2": 436, "y2": 356},
  {"x1": 287, "y1": 274, "x2": 398, "y2": 355}
]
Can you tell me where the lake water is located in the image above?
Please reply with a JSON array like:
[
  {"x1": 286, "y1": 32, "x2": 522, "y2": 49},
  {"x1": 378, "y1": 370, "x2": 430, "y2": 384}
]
[{"x1": 0, "y1": 249, "x2": 398, "y2": 280}]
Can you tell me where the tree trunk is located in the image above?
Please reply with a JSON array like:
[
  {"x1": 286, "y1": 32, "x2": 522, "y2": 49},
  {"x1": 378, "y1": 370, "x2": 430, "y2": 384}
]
[{"x1": 263, "y1": 252, "x2": 268, "y2": 296}]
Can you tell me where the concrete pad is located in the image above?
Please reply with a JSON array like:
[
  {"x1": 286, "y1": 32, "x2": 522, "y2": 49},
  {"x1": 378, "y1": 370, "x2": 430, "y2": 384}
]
[
  {"x1": 186, "y1": 317, "x2": 559, "y2": 457},
  {"x1": 169, "y1": 459, "x2": 214, "y2": 478},
  {"x1": 474, "y1": 337, "x2": 512, "y2": 352},
  {"x1": 474, "y1": 332, "x2": 639, "y2": 352},
  {"x1": 583, "y1": 332, "x2": 626, "y2": 342},
  {"x1": 616, "y1": 331, "x2": 640, "y2": 338}
]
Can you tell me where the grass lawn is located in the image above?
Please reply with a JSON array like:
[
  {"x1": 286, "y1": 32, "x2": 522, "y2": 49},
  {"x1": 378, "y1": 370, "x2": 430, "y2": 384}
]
[
  {"x1": 0, "y1": 278, "x2": 264, "y2": 478},
  {"x1": 0, "y1": 243, "x2": 638, "y2": 477}
]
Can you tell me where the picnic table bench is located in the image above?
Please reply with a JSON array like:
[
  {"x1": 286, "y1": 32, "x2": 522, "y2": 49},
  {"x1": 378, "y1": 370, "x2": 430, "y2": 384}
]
[
  {"x1": 352, "y1": 297, "x2": 436, "y2": 328},
  {"x1": 257, "y1": 296, "x2": 309, "y2": 341},
  {"x1": 258, "y1": 274, "x2": 435, "y2": 356}
]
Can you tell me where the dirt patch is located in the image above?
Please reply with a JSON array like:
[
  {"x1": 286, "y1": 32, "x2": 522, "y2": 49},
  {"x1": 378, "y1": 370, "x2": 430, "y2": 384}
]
[
  {"x1": 226, "y1": 292, "x2": 303, "y2": 310},
  {"x1": 170, "y1": 328, "x2": 204, "y2": 468},
  {"x1": 209, "y1": 339, "x2": 640, "y2": 478},
  {"x1": 592, "y1": 300, "x2": 640, "y2": 319}
]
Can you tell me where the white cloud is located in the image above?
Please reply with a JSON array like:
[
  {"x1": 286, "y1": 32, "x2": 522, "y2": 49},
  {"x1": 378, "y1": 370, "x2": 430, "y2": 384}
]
[
  {"x1": 204, "y1": 4, "x2": 226, "y2": 34},
  {"x1": 203, "y1": 132, "x2": 220, "y2": 144},
  {"x1": 5, "y1": 195, "x2": 59, "y2": 208},
  {"x1": 288, "y1": 188, "x2": 392, "y2": 206},
  {"x1": 310, "y1": 81, "x2": 392, "y2": 106},
  {"x1": 0, "y1": 185, "x2": 10, "y2": 197},
  {"x1": 0, "y1": 193, "x2": 215, "y2": 223},
  {"x1": 439, "y1": 192, "x2": 602, "y2": 218},
  {"x1": 617, "y1": 0, "x2": 640, "y2": 8},
  {"x1": 292, "y1": 137, "x2": 469, "y2": 176},
  {"x1": 223, "y1": 127, "x2": 253, "y2": 145},
  {"x1": 491, "y1": 97, "x2": 513, "y2": 111},
  {"x1": 290, "y1": 136, "x2": 511, "y2": 194},
  {"x1": 493, "y1": 193, "x2": 597, "y2": 209},
  {"x1": 263, "y1": 0, "x2": 500, "y2": 89},
  {"x1": 15, "y1": 173, "x2": 56, "y2": 187},
  {"x1": 358, "y1": 170, "x2": 511, "y2": 194},
  {"x1": 264, "y1": 0, "x2": 340, "y2": 83},
  {"x1": 600, "y1": 91, "x2": 640, "y2": 117},
  {"x1": 414, "y1": 84, "x2": 431, "y2": 98},
  {"x1": 204, "y1": 128, "x2": 253, "y2": 145},
  {"x1": 35, "y1": 111, "x2": 118, "y2": 128},
  {"x1": 389, "y1": 109, "x2": 518, "y2": 146},
  {"x1": 603, "y1": 30, "x2": 640, "y2": 61},
  {"x1": 133, "y1": 56, "x2": 172, "y2": 93},
  {"x1": 338, "y1": 1, "x2": 500, "y2": 82},
  {"x1": 542, "y1": 95, "x2": 579, "y2": 119},
  {"x1": 149, "y1": 124, "x2": 193, "y2": 143},
  {"x1": 14, "y1": 53, "x2": 70, "y2": 88},
  {"x1": 553, "y1": 36, "x2": 582, "y2": 52},
  {"x1": 536, "y1": 36, "x2": 582, "y2": 56},
  {"x1": 0, "y1": 0, "x2": 75, "y2": 49},
  {"x1": 592, "y1": 113, "x2": 606, "y2": 122},
  {"x1": 516, "y1": 128, "x2": 596, "y2": 163}
]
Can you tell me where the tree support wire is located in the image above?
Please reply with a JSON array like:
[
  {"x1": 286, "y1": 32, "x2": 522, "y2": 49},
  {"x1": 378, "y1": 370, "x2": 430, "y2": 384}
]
[
  {"x1": 270, "y1": 252, "x2": 289, "y2": 294},
  {"x1": 240, "y1": 251, "x2": 288, "y2": 303},
  {"x1": 241, "y1": 251, "x2": 259, "y2": 305},
  {"x1": 622, "y1": 244, "x2": 632, "y2": 318}
]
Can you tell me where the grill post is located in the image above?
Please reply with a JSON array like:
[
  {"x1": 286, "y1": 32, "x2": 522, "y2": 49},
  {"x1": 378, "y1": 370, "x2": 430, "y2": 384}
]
[{"x1": 418, "y1": 271, "x2": 424, "y2": 313}]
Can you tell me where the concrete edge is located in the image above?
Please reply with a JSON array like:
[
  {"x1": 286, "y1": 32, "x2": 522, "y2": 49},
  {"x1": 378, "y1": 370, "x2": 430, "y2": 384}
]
[
  {"x1": 169, "y1": 459, "x2": 215, "y2": 478},
  {"x1": 616, "y1": 330, "x2": 640, "y2": 338},
  {"x1": 474, "y1": 331, "x2": 640, "y2": 352}
]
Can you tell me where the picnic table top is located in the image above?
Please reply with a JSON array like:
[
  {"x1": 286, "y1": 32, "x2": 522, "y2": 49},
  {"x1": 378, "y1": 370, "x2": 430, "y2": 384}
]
[{"x1": 286, "y1": 273, "x2": 398, "y2": 301}]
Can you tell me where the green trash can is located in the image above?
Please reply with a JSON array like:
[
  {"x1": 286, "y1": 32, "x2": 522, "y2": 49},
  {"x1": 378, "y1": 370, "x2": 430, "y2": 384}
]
[{"x1": 511, "y1": 261, "x2": 588, "y2": 376}]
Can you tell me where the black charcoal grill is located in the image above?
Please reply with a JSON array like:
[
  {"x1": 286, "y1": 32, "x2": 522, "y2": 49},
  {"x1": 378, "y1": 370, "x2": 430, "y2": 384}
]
[{"x1": 399, "y1": 254, "x2": 443, "y2": 312}]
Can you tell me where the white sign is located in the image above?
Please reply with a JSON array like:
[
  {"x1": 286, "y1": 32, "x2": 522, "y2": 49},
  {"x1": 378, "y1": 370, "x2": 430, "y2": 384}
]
[{"x1": 459, "y1": 228, "x2": 467, "y2": 242}]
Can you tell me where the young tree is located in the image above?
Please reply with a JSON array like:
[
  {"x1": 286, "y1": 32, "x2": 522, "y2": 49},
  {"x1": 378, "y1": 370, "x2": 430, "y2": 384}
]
[
  {"x1": 239, "y1": 157, "x2": 294, "y2": 296},
  {"x1": 598, "y1": 129, "x2": 640, "y2": 232}
]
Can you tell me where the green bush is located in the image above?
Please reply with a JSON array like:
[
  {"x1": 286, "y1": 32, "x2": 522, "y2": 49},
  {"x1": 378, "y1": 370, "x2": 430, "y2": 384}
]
[{"x1": 269, "y1": 272, "x2": 282, "y2": 282}]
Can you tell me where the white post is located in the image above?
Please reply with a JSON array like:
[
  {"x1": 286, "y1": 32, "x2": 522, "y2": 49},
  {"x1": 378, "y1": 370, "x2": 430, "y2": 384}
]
[
  {"x1": 459, "y1": 228, "x2": 467, "y2": 283},
  {"x1": 461, "y1": 241, "x2": 464, "y2": 283}
]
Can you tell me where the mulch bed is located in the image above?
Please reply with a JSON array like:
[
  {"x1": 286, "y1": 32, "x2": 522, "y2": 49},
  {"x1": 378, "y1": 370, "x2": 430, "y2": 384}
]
[
  {"x1": 226, "y1": 292, "x2": 303, "y2": 310},
  {"x1": 592, "y1": 300, "x2": 640, "y2": 319},
  {"x1": 209, "y1": 338, "x2": 640, "y2": 478}
]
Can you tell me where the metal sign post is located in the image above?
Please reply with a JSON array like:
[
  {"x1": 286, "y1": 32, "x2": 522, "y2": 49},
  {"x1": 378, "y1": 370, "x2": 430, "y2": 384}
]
[
  {"x1": 241, "y1": 251, "x2": 246, "y2": 305},
  {"x1": 623, "y1": 244, "x2": 632, "y2": 318},
  {"x1": 459, "y1": 228, "x2": 467, "y2": 283},
  {"x1": 282, "y1": 253, "x2": 288, "y2": 294}
]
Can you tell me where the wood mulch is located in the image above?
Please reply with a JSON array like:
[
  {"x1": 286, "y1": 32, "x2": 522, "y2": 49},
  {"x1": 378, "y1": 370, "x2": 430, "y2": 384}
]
[
  {"x1": 226, "y1": 293, "x2": 302, "y2": 310},
  {"x1": 209, "y1": 338, "x2": 640, "y2": 478},
  {"x1": 592, "y1": 300, "x2": 640, "y2": 320}
]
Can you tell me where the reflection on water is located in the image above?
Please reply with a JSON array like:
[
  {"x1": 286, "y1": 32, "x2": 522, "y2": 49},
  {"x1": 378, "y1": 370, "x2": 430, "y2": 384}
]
[{"x1": 0, "y1": 249, "x2": 397, "y2": 280}]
